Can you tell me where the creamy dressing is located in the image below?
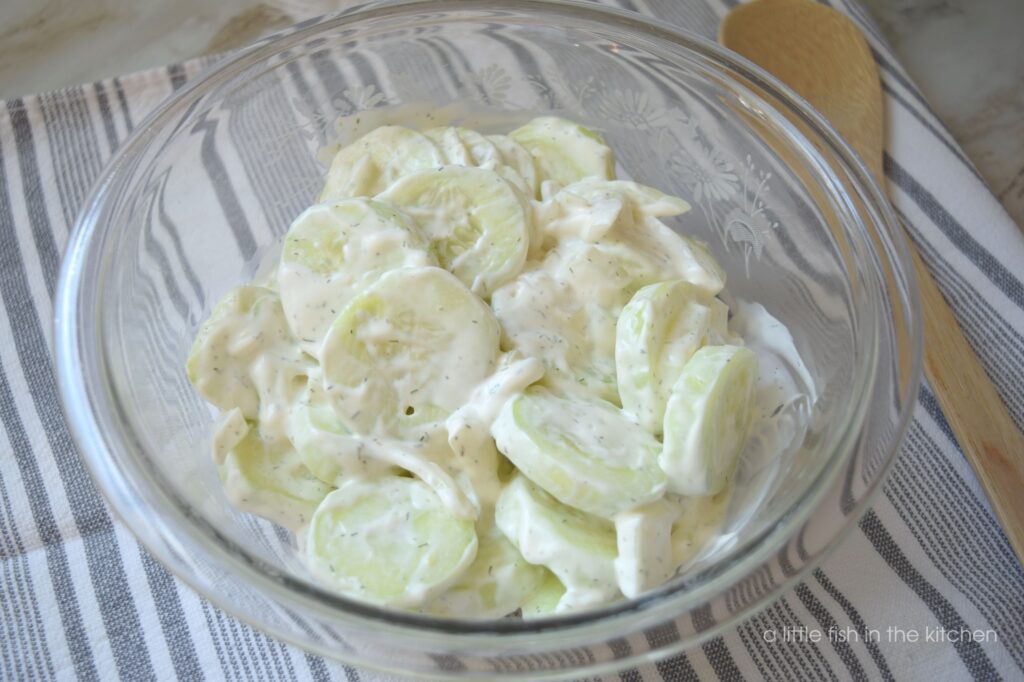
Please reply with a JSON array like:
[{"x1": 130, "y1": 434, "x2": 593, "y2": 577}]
[
  {"x1": 446, "y1": 353, "x2": 544, "y2": 514},
  {"x1": 187, "y1": 118, "x2": 816, "y2": 616},
  {"x1": 211, "y1": 408, "x2": 249, "y2": 465},
  {"x1": 730, "y1": 300, "x2": 816, "y2": 482}
]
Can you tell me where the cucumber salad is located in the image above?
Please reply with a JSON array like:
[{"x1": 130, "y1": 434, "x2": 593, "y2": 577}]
[{"x1": 187, "y1": 116, "x2": 812, "y2": 617}]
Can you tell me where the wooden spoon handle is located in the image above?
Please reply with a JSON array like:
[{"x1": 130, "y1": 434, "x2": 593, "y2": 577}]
[{"x1": 911, "y1": 246, "x2": 1024, "y2": 560}]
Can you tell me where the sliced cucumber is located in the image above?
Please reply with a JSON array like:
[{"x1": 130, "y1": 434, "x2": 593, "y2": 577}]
[
  {"x1": 424, "y1": 127, "x2": 536, "y2": 199},
  {"x1": 278, "y1": 198, "x2": 433, "y2": 355},
  {"x1": 613, "y1": 217, "x2": 726, "y2": 296},
  {"x1": 186, "y1": 286, "x2": 311, "y2": 425},
  {"x1": 378, "y1": 166, "x2": 530, "y2": 297},
  {"x1": 492, "y1": 388, "x2": 666, "y2": 518},
  {"x1": 487, "y1": 134, "x2": 538, "y2": 198},
  {"x1": 510, "y1": 117, "x2": 615, "y2": 187},
  {"x1": 491, "y1": 265, "x2": 617, "y2": 402},
  {"x1": 661, "y1": 345, "x2": 758, "y2": 495},
  {"x1": 219, "y1": 425, "x2": 331, "y2": 531},
  {"x1": 287, "y1": 372, "x2": 398, "y2": 485},
  {"x1": 320, "y1": 266, "x2": 500, "y2": 441},
  {"x1": 543, "y1": 238, "x2": 681, "y2": 307},
  {"x1": 520, "y1": 570, "x2": 566, "y2": 619},
  {"x1": 616, "y1": 280, "x2": 716, "y2": 434},
  {"x1": 319, "y1": 126, "x2": 443, "y2": 200},
  {"x1": 614, "y1": 499, "x2": 681, "y2": 598},
  {"x1": 539, "y1": 178, "x2": 690, "y2": 245},
  {"x1": 424, "y1": 526, "x2": 546, "y2": 618},
  {"x1": 533, "y1": 181, "x2": 625, "y2": 248},
  {"x1": 495, "y1": 475, "x2": 619, "y2": 611},
  {"x1": 493, "y1": 239, "x2": 680, "y2": 404},
  {"x1": 424, "y1": 126, "x2": 473, "y2": 166},
  {"x1": 306, "y1": 477, "x2": 478, "y2": 607},
  {"x1": 425, "y1": 126, "x2": 499, "y2": 167}
]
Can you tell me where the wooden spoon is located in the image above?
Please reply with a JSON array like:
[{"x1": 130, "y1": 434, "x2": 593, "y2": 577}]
[{"x1": 722, "y1": 0, "x2": 1024, "y2": 565}]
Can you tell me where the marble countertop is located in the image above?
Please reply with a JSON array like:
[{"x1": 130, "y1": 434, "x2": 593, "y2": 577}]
[
  {"x1": 1, "y1": 0, "x2": 1021, "y2": 228},
  {"x1": 860, "y1": 0, "x2": 1024, "y2": 229}
]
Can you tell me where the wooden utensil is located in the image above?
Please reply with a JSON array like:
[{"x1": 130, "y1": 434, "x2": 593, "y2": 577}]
[{"x1": 721, "y1": 0, "x2": 1024, "y2": 565}]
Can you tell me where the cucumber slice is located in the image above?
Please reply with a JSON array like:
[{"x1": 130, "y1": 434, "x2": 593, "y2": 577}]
[
  {"x1": 491, "y1": 268, "x2": 595, "y2": 395},
  {"x1": 424, "y1": 126, "x2": 474, "y2": 166},
  {"x1": 424, "y1": 527, "x2": 546, "y2": 618},
  {"x1": 425, "y1": 126, "x2": 499, "y2": 167},
  {"x1": 490, "y1": 258, "x2": 618, "y2": 404},
  {"x1": 319, "y1": 126, "x2": 443, "y2": 200},
  {"x1": 533, "y1": 182, "x2": 624, "y2": 248},
  {"x1": 306, "y1": 477, "x2": 478, "y2": 607},
  {"x1": 219, "y1": 424, "x2": 331, "y2": 531},
  {"x1": 278, "y1": 198, "x2": 434, "y2": 355},
  {"x1": 613, "y1": 217, "x2": 725, "y2": 296},
  {"x1": 487, "y1": 134, "x2": 539, "y2": 198},
  {"x1": 616, "y1": 281, "x2": 716, "y2": 434},
  {"x1": 186, "y1": 285, "x2": 311, "y2": 428},
  {"x1": 661, "y1": 345, "x2": 758, "y2": 495},
  {"x1": 543, "y1": 238, "x2": 682, "y2": 307},
  {"x1": 424, "y1": 127, "x2": 536, "y2": 199},
  {"x1": 287, "y1": 372, "x2": 399, "y2": 485},
  {"x1": 520, "y1": 570, "x2": 566, "y2": 619},
  {"x1": 539, "y1": 179, "x2": 690, "y2": 245},
  {"x1": 492, "y1": 388, "x2": 666, "y2": 518},
  {"x1": 320, "y1": 266, "x2": 500, "y2": 441},
  {"x1": 495, "y1": 475, "x2": 619, "y2": 611},
  {"x1": 492, "y1": 240, "x2": 677, "y2": 404},
  {"x1": 614, "y1": 499, "x2": 681, "y2": 598},
  {"x1": 510, "y1": 117, "x2": 614, "y2": 187},
  {"x1": 378, "y1": 166, "x2": 530, "y2": 297}
]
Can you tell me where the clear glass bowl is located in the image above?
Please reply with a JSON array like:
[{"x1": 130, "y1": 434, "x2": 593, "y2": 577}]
[{"x1": 55, "y1": 1, "x2": 921, "y2": 678}]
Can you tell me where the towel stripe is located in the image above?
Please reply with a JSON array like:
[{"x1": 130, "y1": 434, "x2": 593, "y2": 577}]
[
  {"x1": 859, "y1": 510, "x2": 999, "y2": 681},
  {"x1": 2, "y1": 99, "x2": 158, "y2": 682},
  {"x1": 0, "y1": 157, "x2": 99, "y2": 682}
]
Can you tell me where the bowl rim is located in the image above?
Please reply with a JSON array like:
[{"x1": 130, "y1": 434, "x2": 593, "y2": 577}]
[{"x1": 54, "y1": 0, "x2": 922, "y2": 672}]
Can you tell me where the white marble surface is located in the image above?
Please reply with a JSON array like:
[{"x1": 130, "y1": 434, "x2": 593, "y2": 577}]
[
  {"x1": 1, "y1": 0, "x2": 1021, "y2": 228},
  {"x1": 860, "y1": 0, "x2": 1024, "y2": 229}
]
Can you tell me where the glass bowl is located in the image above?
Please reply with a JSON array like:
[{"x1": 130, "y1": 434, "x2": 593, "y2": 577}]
[{"x1": 55, "y1": 0, "x2": 921, "y2": 678}]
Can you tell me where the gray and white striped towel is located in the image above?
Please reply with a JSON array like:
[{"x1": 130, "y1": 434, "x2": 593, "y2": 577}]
[{"x1": 1, "y1": 0, "x2": 1022, "y2": 680}]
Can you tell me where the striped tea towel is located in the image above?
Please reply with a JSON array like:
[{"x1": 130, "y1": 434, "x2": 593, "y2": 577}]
[{"x1": 1, "y1": 0, "x2": 1022, "y2": 679}]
